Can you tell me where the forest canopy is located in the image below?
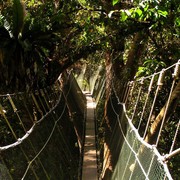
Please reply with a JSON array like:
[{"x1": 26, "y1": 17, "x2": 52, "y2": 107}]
[
  {"x1": 0, "y1": 1, "x2": 179, "y2": 179},
  {"x1": 0, "y1": 0, "x2": 179, "y2": 91}
]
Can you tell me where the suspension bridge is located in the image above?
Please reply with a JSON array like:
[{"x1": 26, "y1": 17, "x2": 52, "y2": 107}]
[{"x1": 0, "y1": 60, "x2": 179, "y2": 179}]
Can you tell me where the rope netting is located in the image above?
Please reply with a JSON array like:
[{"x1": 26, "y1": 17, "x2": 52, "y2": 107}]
[
  {"x1": 1, "y1": 59, "x2": 178, "y2": 180},
  {"x1": 96, "y1": 60, "x2": 179, "y2": 179},
  {"x1": 110, "y1": 103, "x2": 173, "y2": 180},
  {"x1": 0, "y1": 72, "x2": 84, "y2": 180}
]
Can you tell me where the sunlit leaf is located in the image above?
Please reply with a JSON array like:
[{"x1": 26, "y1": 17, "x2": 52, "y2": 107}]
[
  {"x1": 136, "y1": 9, "x2": 143, "y2": 17},
  {"x1": 175, "y1": 17, "x2": 180, "y2": 27},
  {"x1": 120, "y1": 11, "x2": 128, "y2": 22},
  {"x1": 158, "y1": 10, "x2": 168, "y2": 17},
  {"x1": 144, "y1": 4, "x2": 149, "y2": 12},
  {"x1": 112, "y1": 0, "x2": 119, "y2": 6}
]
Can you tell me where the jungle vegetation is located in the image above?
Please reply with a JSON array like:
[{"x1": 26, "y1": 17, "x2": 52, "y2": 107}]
[{"x1": 0, "y1": 0, "x2": 179, "y2": 179}]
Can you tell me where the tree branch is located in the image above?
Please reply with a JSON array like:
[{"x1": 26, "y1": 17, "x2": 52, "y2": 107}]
[{"x1": 59, "y1": 44, "x2": 102, "y2": 73}]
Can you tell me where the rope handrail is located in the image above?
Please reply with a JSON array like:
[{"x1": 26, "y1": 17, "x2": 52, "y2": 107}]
[
  {"x1": 135, "y1": 59, "x2": 180, "y2": 81},
  {"x1": 163, "y1": 148, "x2": 180, "y2": 161},
  {"x1": 0, "y1": 71, "x2": 83, "y2": 179},
  {"x1": 21, "y1": 71, "x2": 76, "y2": 179},
  {"x1": 0, "y1": 60, "x2": 178, "y2": 179},
  {"x1": 105, "y1": 60, "x2": 180, "y2": 179},
  {"x1": 111, "y1": 84, "x2": 173, "y2": 180},
  {"x1": 73, "y1": 60, "x2": 179, "y2": 179},
  {"x1": 123, "y1": 60, "x2": 179, "y2": 151},
  {"x1": 0, "y1": 87, "x2": 63, "y2": 151}
]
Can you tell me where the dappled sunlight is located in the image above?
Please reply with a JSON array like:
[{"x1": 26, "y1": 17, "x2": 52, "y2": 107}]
[{"x1": 87, "y1": 101, "x2": 96, "y2": 109}]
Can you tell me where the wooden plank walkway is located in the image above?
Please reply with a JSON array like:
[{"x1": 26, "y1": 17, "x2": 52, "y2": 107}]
[{"x1": 82, "y1": 93, "x2": 98, "y2": 180}]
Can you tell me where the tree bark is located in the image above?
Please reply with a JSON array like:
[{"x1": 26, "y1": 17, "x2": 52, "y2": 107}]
[
  {"x1": 145, "y1": 80, "x2": 180, "y2": 144},
  {"x1": 102, "y1": 32, "x2": 147, "y2": 179}
]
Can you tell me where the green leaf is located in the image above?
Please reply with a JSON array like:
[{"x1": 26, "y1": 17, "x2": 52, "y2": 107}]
[
  {"x1": 175, "y1": 17, "x2": 180, "y2": 27},
  {"x1": 159, "y1": 61, "x2": 166, "y2": 67},
  {"x1": 112, "y1": 0, "x2": 119, "y2": 6},
  {"x1": 136, "y1": 9, "x2": 142, "y2": 17},
  {"x1": 120, "y1": 11, "x2": 128, "y2": 22},
  {"x1": 144, "y1": 4, "x2": 149, "y2": 12},
  {"x1": 158, "y1": 10, "x2": 168, "y2": 17}
]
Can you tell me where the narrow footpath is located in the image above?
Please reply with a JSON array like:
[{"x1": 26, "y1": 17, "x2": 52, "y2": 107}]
[{"x1": 82, "y1": 93, "x2": 98, "y2": 180}]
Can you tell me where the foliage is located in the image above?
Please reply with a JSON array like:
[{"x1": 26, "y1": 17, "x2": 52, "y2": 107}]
[
  {"x1": 0, "y1": 0, "x2": 179, "y2": 178},
  {"x1": 136, "y1": 59, "x2": 166, "y2": 77},
  {"x1": 0, "y1": 0, "x2": 178, "y2": 91},
  {"x1": 0, "y1": 1, "x2": 55, "y2": 91}
]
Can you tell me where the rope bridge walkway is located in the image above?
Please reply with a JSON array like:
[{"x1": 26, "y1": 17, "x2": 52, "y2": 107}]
[
  {"x1": 82, "y1": 93, "x2": 98, "y2": 180},
  {"x1": 0, "y1": 60, "x2": 179, "y2": 180},
  {"x1": 98, "y1": 60, "x2": 180, "y2": 180}
]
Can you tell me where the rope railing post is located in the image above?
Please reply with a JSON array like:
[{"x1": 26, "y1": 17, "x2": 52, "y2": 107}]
[
  {"x1": 8, "y1": 94, "x2": 27, "y2": 131},
  {"x1": 131, "y1": 78, "x2": 144, "y2": 121},
  {"x1": 7, "y1": 94, "x2": 51, "y2": 179},
  {"x1": 122, "y1": 82, "x2": 130, "y2": 104},
  {"x1": 0, "y1": 102, "x2": 39, "y2": 179},
  {"x1": 109, "y1": 62, "x2": 180, "y2": 180},
  {"x1": 20, "y1": 93, "x2": 35, "y2": 123},
  {"x1": 143, "y1": 69, "x2": 165, "y2": 140},
  {"x1": 156, "y1": 62, "x2": 179, "y2": 146},
  {"x1": 169, "y1": 119, "x2": 180, "y2": 154},
  {"x1": 21, "y1": 72, "x2": 77, "y2": 179},
  {"x1": 137, "y1": 75, "x2": 155, "y2": 130},
  {"x1": 31, "y1": 93, "x2": 43, "y2": 116}
]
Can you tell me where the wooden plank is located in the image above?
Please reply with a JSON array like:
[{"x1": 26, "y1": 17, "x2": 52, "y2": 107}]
[{"x1": 82, "y1": 94, "x2": 98, "y2": 180}]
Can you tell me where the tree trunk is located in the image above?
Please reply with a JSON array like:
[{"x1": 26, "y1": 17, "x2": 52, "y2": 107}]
[
  {"x1": 102, "y1": 32, "x2": 147, "y2": 179},
  {"x1": 145, "y1": 80, "x2": 180, "y2": 144}
]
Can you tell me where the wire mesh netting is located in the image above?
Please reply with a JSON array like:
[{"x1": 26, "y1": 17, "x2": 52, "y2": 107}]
[
  {"x1": 110, "y1": 61, "x2": 180, "y2": 180},
  {"x1": 97, "y1": 61, "x2": 179, "y2": 180},
  {"x1": 0, "y1": 73, "x2": 84, "y2": 180},
  {"x1": 111, "y1": 123, "x2": 172, "y2": 180}
]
